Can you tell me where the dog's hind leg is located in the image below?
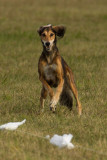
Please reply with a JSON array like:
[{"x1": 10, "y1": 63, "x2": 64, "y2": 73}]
[
  {"x1": 66, "y1": 71, "x2": 82, "y2": 115},
  {"x1": 40, "y1": 86, "x2": 48, "y2": 112},
  {"x1": 60, "y1": 84, "x2": 73, "y2": 110}
]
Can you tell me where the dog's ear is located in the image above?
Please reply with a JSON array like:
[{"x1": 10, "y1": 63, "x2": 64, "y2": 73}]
[
  {"x1": 52, "y1": 25, "x2": 66, "y2": 38},
  {"x1": 37, "y1": 26, "x2": 44, "y2": 36}
]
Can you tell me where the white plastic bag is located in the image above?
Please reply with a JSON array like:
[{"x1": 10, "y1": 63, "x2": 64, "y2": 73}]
[
  {"x1": 48, "y1": 134, "x2": 74, "y2": 149},
  {"x1": 0, "y1": 119, "x2": 26, "y2": 130}
]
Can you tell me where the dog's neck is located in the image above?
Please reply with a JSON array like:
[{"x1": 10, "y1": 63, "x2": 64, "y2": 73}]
[{"x1": 42, "y1": 45, "x2": 58, "y2": 64}]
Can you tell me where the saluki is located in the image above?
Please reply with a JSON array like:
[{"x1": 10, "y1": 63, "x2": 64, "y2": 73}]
[{"x1": 37, "y1": 24, "x2": 82, "y2": 115}]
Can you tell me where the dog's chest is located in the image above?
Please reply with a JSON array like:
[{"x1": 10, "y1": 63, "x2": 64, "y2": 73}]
[{"x1": 43, "y1": 64, "x2": 57, "y2": 81}]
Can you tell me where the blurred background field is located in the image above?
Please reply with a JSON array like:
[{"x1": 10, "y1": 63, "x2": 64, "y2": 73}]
[{"x1": 0, "y1": 0, "x2": 107, "y2": 160}]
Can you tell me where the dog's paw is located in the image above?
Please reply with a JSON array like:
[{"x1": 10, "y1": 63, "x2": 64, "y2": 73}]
[
  {"x1": 49, "y1": 98, "x2": 57, "y2": 113},
  {"x1": 50, "y1": 99, "x2": 57, "y2": 106},
  {"x1": 50, "y1": 105, "x2": 56, "y2": 113},
  {"x1": 78, "y1": 106, "x2": 82, "y2": 116},
  {"x1": 50, "y1": 96, "x2": 59, "y2": 105},
  {"x1": 77, "y1": 102, "x2": 82, "y2": 116},
  {"x1": 41, "y1": 108, "x2": 44, "y2": 113}
]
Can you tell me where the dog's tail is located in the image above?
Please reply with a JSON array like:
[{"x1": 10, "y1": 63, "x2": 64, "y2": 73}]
[{"x1": 59, "y1": 86, "x2": 73, "y2": 109}]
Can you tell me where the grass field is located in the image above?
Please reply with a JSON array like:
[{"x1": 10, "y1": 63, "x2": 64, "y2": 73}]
[{"x1": 0, "y1": 0, "x2": 107, "y2": 159}]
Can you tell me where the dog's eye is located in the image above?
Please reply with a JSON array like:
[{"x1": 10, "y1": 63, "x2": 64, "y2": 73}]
[
  {"x1": 50, "y1": 33, "x2": 54, "y2": 37},
  {"x1": 42, "y1": 33, "x2": 46, "y2": 37}
]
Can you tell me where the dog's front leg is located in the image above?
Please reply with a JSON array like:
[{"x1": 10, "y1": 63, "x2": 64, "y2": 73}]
[
  {"x1": 39, "y1": 76, "x2": 54, "y2": 99},
  {"x1": 50, "y1": 78, "x2": 64, "y2": 112},
  {"x1": 40, "y1": 86, "x2": 48, "y2": 112}
]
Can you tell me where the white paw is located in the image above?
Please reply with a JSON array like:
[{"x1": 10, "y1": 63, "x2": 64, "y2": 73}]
[
  {"x1": 49, "y1": 97, "x2": 58, "y2": 112},
  {"x1": 50, "y1": 98, "x2": 57, "y2": 106}
]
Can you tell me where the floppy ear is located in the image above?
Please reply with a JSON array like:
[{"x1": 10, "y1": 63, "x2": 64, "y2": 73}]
[
  {"x1": 37, "y1": 26, "x2": 44, "y2": 36},
  {"x1": 52, "y1": 25, "x2": 66, "y2": 38}
]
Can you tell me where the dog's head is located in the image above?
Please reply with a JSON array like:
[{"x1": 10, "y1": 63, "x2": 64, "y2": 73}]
[{"x1": 37, "y1": 24, "x2": 66, "y2": 52}]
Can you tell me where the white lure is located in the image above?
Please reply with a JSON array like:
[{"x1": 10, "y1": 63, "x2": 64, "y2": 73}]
[
  {"x1": 47, "y1": 134, "x2": 74, "y2": 149},
  {"x1": 0, "y1": 119, "x2": 26, "y2": 130}
]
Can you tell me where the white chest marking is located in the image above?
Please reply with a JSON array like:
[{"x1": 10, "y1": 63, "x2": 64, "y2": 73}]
[{"x1": 44, "y1": 64, "x2": 57, "y2": 80}]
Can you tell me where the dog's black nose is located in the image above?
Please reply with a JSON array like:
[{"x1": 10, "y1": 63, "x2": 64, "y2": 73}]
[{"x1": 45, "y1": 42, "x2": 50, "y2": 47}]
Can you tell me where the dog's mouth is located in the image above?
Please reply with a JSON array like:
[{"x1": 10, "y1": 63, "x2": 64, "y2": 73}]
[{"x1": 45, "y1": 45, "x2": 51, "y2": 51}]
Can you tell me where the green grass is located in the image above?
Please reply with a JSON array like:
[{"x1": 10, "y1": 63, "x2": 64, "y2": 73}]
[{"x1": 0, "y1": 0, "x2": 107, "y2": 159}]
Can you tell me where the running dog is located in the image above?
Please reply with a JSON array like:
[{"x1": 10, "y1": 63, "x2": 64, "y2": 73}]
[{"x1": 37, "y1": 24, "x2": 82, "y2": 115}]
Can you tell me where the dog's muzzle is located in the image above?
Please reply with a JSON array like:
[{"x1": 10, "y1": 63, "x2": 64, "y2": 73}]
[
  {"x1": 45, "y1": 42, "x2": 50, "y2": 47},
  {"x1": 42, "y1": 40, "x2": 54, "y2": 51}
]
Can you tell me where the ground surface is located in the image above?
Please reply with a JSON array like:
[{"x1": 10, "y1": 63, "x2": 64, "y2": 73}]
[{"x1": 0, "y1": 0, "x2": 107, "y2": 160}]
